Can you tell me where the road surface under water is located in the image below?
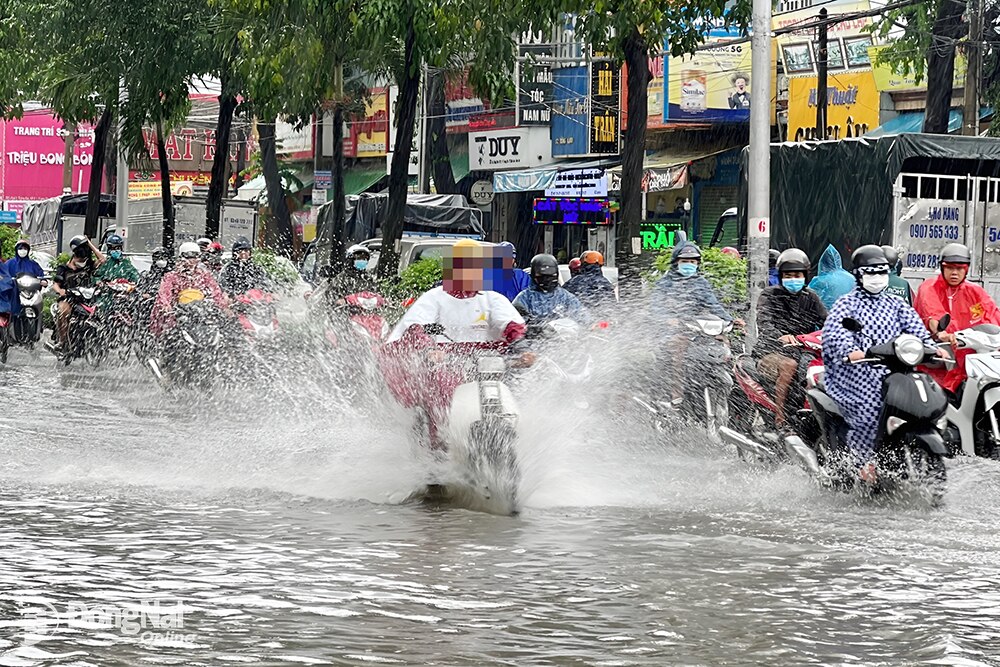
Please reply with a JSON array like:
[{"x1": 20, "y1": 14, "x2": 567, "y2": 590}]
[{"x1": 3, "y1": 351, "x2": 1000, "y2": 666}]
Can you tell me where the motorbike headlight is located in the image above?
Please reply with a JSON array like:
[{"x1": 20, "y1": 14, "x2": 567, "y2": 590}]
[
  {"x1": 936, "y1": 414, "x2": 949, "y2": 431},
  {"x1": 894, "y1": 335, "x2": 925, "y2": 367},
  {"x1": 699, "y1": 320, "x2": 725, "y2": 336},
  {"x1": 886, "y1": 415, "x2": 907, "y2": 435}
]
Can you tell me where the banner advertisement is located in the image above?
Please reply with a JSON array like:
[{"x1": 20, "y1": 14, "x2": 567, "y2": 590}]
[
  {"x1": 469, "y1": 127, "x2": 552, "y2": 171},
  {"x1": 551, "y1": 65, "x2": 590, "y2": 157},
  {"x1": 128, "y1": 179, "x2": 195, "y2": 201},
  {"x1": 774, "y1": 0, "x2": 872, "y2": 78},
  {"x1": 276, "y1": 118, "x2": 313, "y2": 158},
  {"x1": 869, "y1": 45, "x2": 966, "y2": 92},
  {"x1": 1, "y1": 115, "x2": 95, "y2": 201},
  {"x1": 545, "y1": 168, "x2": 608, "y2": 198},
  {"x1": 517, "y1": 41, "x2": 553, "y2": 126},
  {"x1": 787, "y1": 71, "x2": 880, "y2": 142},
  {"x1": 663, "y1": 27, "x2": 752, "y2": 123},
  {"x1": 894, "y1": 198, "x2": 966, "y2": 274},
  {"x1": 344, "y1": 88, "x2": 389, "y2": 158},
  {"x1": 589, "y1": 59, "x2": 621, "y2": 154}
]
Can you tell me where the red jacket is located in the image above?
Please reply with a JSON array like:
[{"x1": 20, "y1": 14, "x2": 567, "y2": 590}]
[
  {"x1": 914, "y1": 275, "x2": 1000, "y2": 392},
  {"x1": 151, "y1": 266, "x2": 228, "y2": 335}
]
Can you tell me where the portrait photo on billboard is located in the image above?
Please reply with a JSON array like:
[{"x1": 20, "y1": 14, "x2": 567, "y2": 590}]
[{"x1": 728, "y1": 72, "x2": 750, "y2": 109}]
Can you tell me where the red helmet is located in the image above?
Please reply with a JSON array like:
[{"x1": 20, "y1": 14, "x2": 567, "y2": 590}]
[
  {"x1": 568, "y1": 257, "x2": 582, "y2": 275},
  {"x1": 721, "y1": 246, "x2": 741, "y2": 259}
]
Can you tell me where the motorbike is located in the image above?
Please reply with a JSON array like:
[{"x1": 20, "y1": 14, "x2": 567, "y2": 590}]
[
  {"x1": 939, "y1": 320, "x2": 1000, "y2": 458},
  {"x1": 408, "y1": 324, "x2": 522, "y2": 516},
  {"x1": 0, "y1": 272, "x2": 46, "y2": 363},
  {"x1": 633, "y1": 316, "x2": 733, "y2": 435},
  {"x1": 326, "y1": 291, "x2": 389, "y2": 348},
  {"x1": 806, "y1": 318, "x2": 950, "y2": 505},
  {"x1": 58, "y1": 286, "x2": 105, "y2": 367},
  {"x1": 99, "y1": 278, "x2": 139, "y2": 362},
  {"x1": 235, "y1": 288, "x2": 279, "y2": 341},
  {"x1": 721, "y1": 331, "x2": 826, "y2": 475},
  {"x1": 148, "y1": 289, "x2": 234, "y2": 389}
]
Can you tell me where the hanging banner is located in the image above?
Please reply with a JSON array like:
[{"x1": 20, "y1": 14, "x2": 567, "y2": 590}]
[
  {"x1": 787, "y1": 71, "x2": 880, "y2": 142},
  {"x1": 774, "y1": 0, "x2": 873, "y2": 78},
  {"x1": 344, "y1": 88, "x2": 389, "y2": 158},
  {"x1": 589, "y1": 58, "x2": 621, "y2": 155},
  {"x1": 517, "y1": 41, "x2": 553, "y2": 126},
  {"x1": 664, "y1": 27, "x2": 752, "y2": 123},
  {"x1": 551, "y1": 65, "x2": 590, "y2": 158}
]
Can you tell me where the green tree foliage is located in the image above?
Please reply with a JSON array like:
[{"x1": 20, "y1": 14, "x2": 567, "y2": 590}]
[
  {"x1": 0, "y1": 225, "x2": 20, "y2": 259},
  {"x1": 653, "y1": 246, "x2": 748, "y2": 310}
]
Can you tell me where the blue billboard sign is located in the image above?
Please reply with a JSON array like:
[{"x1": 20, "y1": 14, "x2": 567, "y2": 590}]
[{"x1": 551, "y1": 65, "x2": 590, "y2": 158}]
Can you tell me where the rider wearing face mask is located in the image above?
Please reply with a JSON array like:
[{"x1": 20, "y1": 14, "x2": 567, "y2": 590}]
[
  {"x1": 151, "y1": 242, "x2": 228, "y2": 336},
  {"x1": 822, "y1": 245, "x2": 942, "y2": 478},
  {"x1": 324, "y1": 244, "x2": 378, "y2": 306},
  {"x1": 94, "y1": 234, "x2": 139, "y2": 284},
  {"x1": 651, "y1": 241, "x2": 737, "y2": 405},
  {"x1": 138, "y1": 247, "x2": 171, "y2": 293},
  {"x1": 752, "y1": 248, "x2": 827, "y2": 429},
  {"x1": 4, "y1": 240, "x2": 47, "y2": 317},
  {"x1": 512, "y1": 253, "x2": 591, "y2": 335},
  {"x1": 914, "y1": 242, "x2": 1000, "y2": 394}
]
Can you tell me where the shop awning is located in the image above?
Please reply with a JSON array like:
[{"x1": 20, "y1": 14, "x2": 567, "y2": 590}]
[
  {"x1": 865, "y1": 107, "x2": 992, "y2": 137},
  {"x1": 234, "y1": 172, "x2": 310, "y2": 203},
  {"x1": 493, "y1": 158, "x2": 620, "y2": 193},
  {"x1": 607, "y1": 147, "x2": 733, "y2": 193},
  {"x1": 343, "y1": 166, "x2": 387, "y2": 195}
]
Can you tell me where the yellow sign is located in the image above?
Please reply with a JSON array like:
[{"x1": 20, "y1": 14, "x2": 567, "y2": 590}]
[
  {"x1": 127, "y1": 180, "x2": 195, "y2": 201},
  {"x1": 788, "y1": 71, "x2": 880, "y2": 142},
  {"x1": 346, "y1": 88, "x2": 389, "y2": 158},
  {"x1": 869, "y1": 45, "x2": 966, "y2": 92},
  {"x1": 664, "y1": 30, "x2": 754, "y2": 123}
]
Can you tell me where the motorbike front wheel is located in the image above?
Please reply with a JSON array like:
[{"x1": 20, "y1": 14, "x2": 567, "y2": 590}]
[{"x1": 903, "y1": 446, "x2": 947, "y2": 507}]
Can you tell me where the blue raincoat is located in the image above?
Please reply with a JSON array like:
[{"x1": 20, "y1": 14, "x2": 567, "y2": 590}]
[
  {"x1": 563, "y1": 263, "x2": 616, "y2": 310},
  {"x1": 650, "y1": 244, "x2": 732, "y2": 336},
  {"x1": 809, "y1": 244, "x2": 856, "y2": 310},
  {"x1": 5, "y1": 255, "x2": 46, "y2": 315},
  {"x1": 0, "y1": 262, "x2": 14, "y2": 315},
  {"x1": 512, "y1": 285, "x2": 591, "y2": 328},
  {"x1": 497, "y1": 268, "x2": 532, "y2": 303},
  {"x1": 822, "y1": 288, "x2": 935, "y2": 465}
]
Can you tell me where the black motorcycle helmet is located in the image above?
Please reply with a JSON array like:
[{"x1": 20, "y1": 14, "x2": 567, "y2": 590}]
[
  {"x1": 152, "y1": 246, "x2": 168, "y2": 261},
  {"x1": 69, "y1": 235, "x2": 91, "y2": 259},
  {"x1": 232, "y1": 237, "x2": 252, "y2": 253},
  {"x1": 529, "y1": 253, "x2": 560, "y2": 293},
  {"x1": 775, "y1": 248, "x2": 810, "y2": 275},
  {"x1": 880, "y1": 245, "x2": 902, "y2": 276},
  {"x1": 670, "y1": 242, "x2": 702, "y2": 267},
  {"x1": 851, "y1": 244, "x2": 889, "y2": 285},
  {"x1": 106, "y1": 234, "x2": 124, "y2": 251}
]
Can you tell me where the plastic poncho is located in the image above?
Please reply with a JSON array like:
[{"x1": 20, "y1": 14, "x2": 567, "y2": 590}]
[
  {"x1": 809, "y1": 245, "x2": 856, "y2": 310},
  {"x1": 650, "y1": 264, "x2": 732, "y2": 335},
  {"x1": 219, "y1": 260, "x2": 272, "y2": 297},
  {"x1": 151, "y1": 266, "x2": 228, "y2": 335},
  {"x1": 563, "y1": 263, "x2": 615, "y2": 311},
  {"x1": 5, "y1": 255, "x2": 46, "y2": 315},
  {"x1": 497, "y1": 268, "x2": 532, "y2": 303},
  {"x1": 0, "y1": 261, "x2": 14, "y2": 315},
  {"x1": 914, "y1": 274, "x2": 1000, "y2": 393},
  {"x1": 512, "y1": 285, "x2": 591, "y2": 331},
  {"x1": 94, "y1": 256, "x2": 140, "y2": 283},
  {"x1": 822, "y1": 288, "x2": 935, "y2": 465}
]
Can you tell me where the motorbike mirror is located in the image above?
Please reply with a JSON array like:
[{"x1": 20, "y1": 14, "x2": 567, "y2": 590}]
[
  {"x1": 842, "y1": 317, "x2": 863, "y2": 333},
  {"x1": 937, "y1": 313, "x2": 952, "y2": 332},
  {"x1": 422, "y1": 323, "x2": 445, "y2": 336}
]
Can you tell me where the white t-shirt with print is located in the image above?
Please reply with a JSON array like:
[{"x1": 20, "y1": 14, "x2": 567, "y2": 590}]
[{"x1": 388, "y1": 287, "x2": 524, "y2": 343}]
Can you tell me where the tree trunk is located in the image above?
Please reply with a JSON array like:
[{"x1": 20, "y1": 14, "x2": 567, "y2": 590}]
[
  {"x1": 85, "y1": 108, "x2": 113, "y2": 239},
  {"x1": 923, "y1": 0, "x2": 967, "y2": 133},
  {"x1": 330, "y1": 103, "x2": 348, "y2": 271},
  {"x1": 234, "y1": 125, "x2": 247, "y2": 191},
  {"x1": 621, "y1": 28, "x2": 651, "y2": 252},
  {"x1": 379, "y1": 20, "x2": 421, "y2": 279},
  {"x1": 427, "y1": 69, "x2": 458, "y2": 194},
  {"x1": 207, "y1": 88, "x2": 237, "y2": 239},
  {"x1": 258, "y1": 120, "x2": 294, "y2": 253},
  {"x1": 156, "y1": 121, "x2": 176, "y2": 252}
]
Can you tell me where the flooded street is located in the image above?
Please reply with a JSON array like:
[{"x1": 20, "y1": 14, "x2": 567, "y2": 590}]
[{"x1": 4, "y1": 354, "x2": 1000, "y2": 666}]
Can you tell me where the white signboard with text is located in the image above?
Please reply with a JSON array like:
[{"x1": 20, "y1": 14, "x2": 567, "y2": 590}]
[{"x1": 468, "y1": 127, "x2": 552, "y2": 171}]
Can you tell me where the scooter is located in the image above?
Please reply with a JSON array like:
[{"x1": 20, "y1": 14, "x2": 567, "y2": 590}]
[
  {"x1": 56, "y1": 286, "x2": 105, "y2": 367},
  {"x1": 806, "y1": 318, "x2": 950, "y2": 505},
  {"x1": 99, "y1": 278, "x2": 139, "y2": 362},
  {"x1": 235, "y1": 288, "x2": 279, "y2": 340},
  {"x1": 410, "y1": 324, "x2": 522, "y2": 515},
  {"x1": 149, "y1": 290, "x2": 233, "y2": 389},
  {"x1": 941, "y1": 321, "x2": 1000, "y2": 458},
  {"x1": 0, "y1": 272, "x2": 46, "y2": 363},
  {"x1": 721, "y1": 331, "x2": 826, "y2": 476},
  {"x1": 633, "y1": 316, "x2": 734, "y2": 435}
]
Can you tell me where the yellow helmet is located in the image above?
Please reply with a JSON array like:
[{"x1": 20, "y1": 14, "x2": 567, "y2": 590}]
[
  {"x1": 451, "y1": 238, "x2": 481, "y2": 261},
  {"x1": 177, "y1": 288, "x2": 205, "y2": 305}
]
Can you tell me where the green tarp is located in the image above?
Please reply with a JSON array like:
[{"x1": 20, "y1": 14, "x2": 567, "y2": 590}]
[
  {"x1": 739, "y1": 134, "x2": 1000, "y2": 261},
  {"x1": 343, "y1": 167, "x2": 387, "y2": 195}
]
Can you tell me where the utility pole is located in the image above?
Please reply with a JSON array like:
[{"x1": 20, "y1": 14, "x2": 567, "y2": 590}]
[
  {"x1": 747, "y1": 0, "x2": 772, "y2": 347},
  {"x1": 963, "y1": 0, "x2": 983, "y2": 135},
  {"x1": 816, "y1": 8, "x2": 829, "y2": 140},
  {"x1": 116, "y1": 83, "x2": 129, "y2": 243},
  {"x1": 417, "y1": 63, "x2": 430, "y2": 194}
]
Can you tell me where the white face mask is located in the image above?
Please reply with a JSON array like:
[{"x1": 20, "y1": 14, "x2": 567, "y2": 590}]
[
  {"x1": 155, "y1": 260, "x2": 168, "y2": 269},
  {"x1": 861, "y1": 273, "x2": 889, "y2": 294},
  {"x1": 17, "y1": 249, "x2": 28, "y2": 258}
]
